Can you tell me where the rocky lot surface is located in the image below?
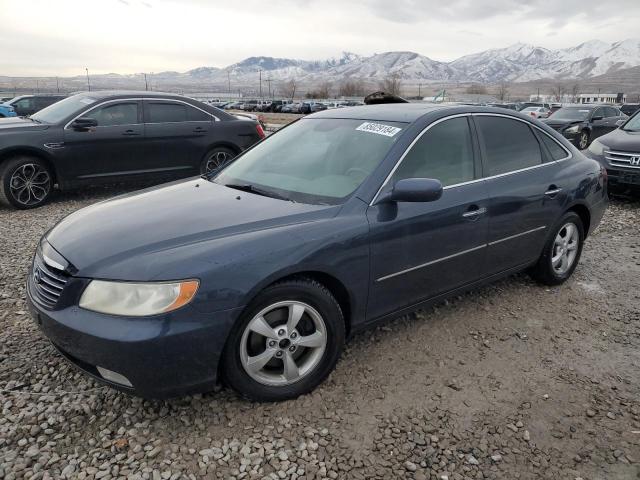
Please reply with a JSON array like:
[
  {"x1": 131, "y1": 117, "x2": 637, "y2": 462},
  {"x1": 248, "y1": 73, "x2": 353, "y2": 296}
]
[{"x1": 0, "y1": 187, "x2": 639, "y2": 480}]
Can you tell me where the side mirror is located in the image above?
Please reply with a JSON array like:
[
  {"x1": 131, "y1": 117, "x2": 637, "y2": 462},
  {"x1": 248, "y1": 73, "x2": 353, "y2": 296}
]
[
  {"x1": 378, "y1": 178, "x2": 443, "y2": 204},
  {"x1": 591, "y1": 115, "x2": 603, "y2": 122},
  {"x1": 71, "y1": 117, "x2": 98, "y2": 130}
]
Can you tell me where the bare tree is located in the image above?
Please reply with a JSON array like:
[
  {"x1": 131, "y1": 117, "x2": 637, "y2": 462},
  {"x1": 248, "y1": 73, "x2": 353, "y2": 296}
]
[
  {"x1": 571, "y1": 83, "x2": 580, "y2": 102},
  {"x1": 466, "y1": 83, "x2": 488, "y2": 94},
  {"x1": 552, "y1": 83, "x2": 566, "y2": 102},
  {"x1": 316, "y1": 81, "x2": 332, "y2": 99},
  {"x1": 496, "y1": 82, "x2": 510, "y2": 101},
  {"x1": 279, "y1": 79, "x2": 297, "y2": 100},
  {"x1": 339, "y1": 79, "x2": 365, "y2": 97},
  {"x1": 379, "y1": 73, "x2": 402, "y2": 96}
]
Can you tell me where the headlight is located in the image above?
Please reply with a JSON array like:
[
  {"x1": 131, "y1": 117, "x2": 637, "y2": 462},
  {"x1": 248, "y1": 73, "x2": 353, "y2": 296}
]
[
  {"x1": 564, "y1": 125, "x2": 580, "y2": 134},
  {"x1": 79, "y1": 280, "x2": 199, "y2": 316},
  {"x1": 588, "y1": 139, "x2": 606, "y2": 156}
]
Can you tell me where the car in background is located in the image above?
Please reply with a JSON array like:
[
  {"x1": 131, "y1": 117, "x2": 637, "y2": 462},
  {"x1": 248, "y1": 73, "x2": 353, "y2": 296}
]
[
  {"x1": 0, "y1": 103, "x2": 17, "y2": 118},
  {"x1": 343, "y1": 101, "x2": 364, "y2": 107},
  {"x1": 27, "y1": 104, "x2": 607, "y2": 401},
  {"x1": 300, "y1": 101, "x2": 328, "y2": 114},
  {"x1": 543, "y1": 105, "x2": 627, "y2": 150},
  {"x1": 324, "y1": 101, "x2": 348, "y2": 109},
  {"x1": 223, "y1": 102, "x2": 243, "y2": 110},
  {"x1": 281, "y1": 103, "x2": 302, "y2": 113},
  {"x1": 585, "y1": 112, "x2": 640, "y2": 194},
  {"x1": 0, "y1": 91, "x2": 265, "y2": 209},
  {"x1": 243, "y1": 100, "x2": 261, "y2": 112},
  {"x1": 489, "y1": 103, "x2": 518, "y2": 111},
  {"x1": 620, "y1": 103, "x2": 640, "y2": 117},
  {"x1": 521, "y1": 106, "x2": 550, "y2": 119},
  {"x1": 518, "y1": 102, "x2": 552, "y2": 112},
  {"x1": 268, "y1": 100, "x2": 291, "y2": 113},
  {"x1": 6, "y1": 95, "x2": 67, "y2": 116}
]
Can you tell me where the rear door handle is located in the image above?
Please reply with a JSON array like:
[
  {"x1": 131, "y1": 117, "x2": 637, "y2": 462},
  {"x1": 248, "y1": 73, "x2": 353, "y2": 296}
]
[
  {"x1": 462, "y1": 206, "x2": 487, "y2": 219},
  {"x1": 545, "y1": 186, "x2": 562, "y2": 197},
  {"x1": 122, "y1": 130, "x2": 140, "y2": 136}
]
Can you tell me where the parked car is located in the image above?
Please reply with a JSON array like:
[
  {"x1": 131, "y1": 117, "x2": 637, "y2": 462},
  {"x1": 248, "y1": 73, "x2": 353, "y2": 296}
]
[
  {"x1": 585, "y1": 111, "x2": 640, "y2": 193},
  {"x1": 517, "y1": 102, "x2": 552, "y2": 111},
  {"x1": 26, "y1": 104, "x2": 607, "y2": 401},
  {"x1": 300, "y1": 101, "x2": 328, "y2": 114},
  {"x1": 0, "y1": 102, "x2": 17, "y2": 118},
  {"x1": 281, "y1": 102, "x2": 301, "y2": 113},
  {"x1": 6, "y1": 95, "x2": 67, "y2": 116},
  {"x1": 0, "y1": 91, "x2": 265, "y2": 209},
  {"x1": 268, "y1": 100, "x2": 291, "y2": 113},
  {"x1": 242, "y1": 100, "x2": 260, "y2": 112},
  {"x1": 489, "y1": 103, "x2": 518, "y2": 111},
  {"x1": 620, "y1": 103, "x2": 640, "y2": 117},
  {"x1": 543, "y1": 105, "x2": 627, "y2": 150},
  {"x1": 521, "y1": 106, "x2": 550, "y2": 119},
  {"x1": 223, "y1": 102, "x2": 243, "y2": 110}
]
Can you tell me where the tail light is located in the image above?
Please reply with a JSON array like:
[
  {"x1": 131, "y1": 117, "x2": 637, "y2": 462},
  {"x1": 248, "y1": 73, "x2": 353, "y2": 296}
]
[{"x1": 256, "y1": 123, "x2": 266, "y2": 139}]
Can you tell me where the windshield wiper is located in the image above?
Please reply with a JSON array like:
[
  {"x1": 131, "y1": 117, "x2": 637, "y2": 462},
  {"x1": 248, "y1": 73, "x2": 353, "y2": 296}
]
[{"x1": 224, "y1": 183, "x2": 294, "y2": 202}]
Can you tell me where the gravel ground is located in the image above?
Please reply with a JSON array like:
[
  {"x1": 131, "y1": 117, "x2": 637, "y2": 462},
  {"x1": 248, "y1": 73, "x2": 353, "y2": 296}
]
[{"x1": 1, "y1": 186, "x2": 639, "y2": 480}]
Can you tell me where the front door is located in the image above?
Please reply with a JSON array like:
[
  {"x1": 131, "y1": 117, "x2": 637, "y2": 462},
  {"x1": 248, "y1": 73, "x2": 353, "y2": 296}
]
[
  {"x1": 367, "y1": 116, "x2": 489, "y2": 320},
  {"x1": 62, "y1": 100, "x2": 146, "y2": 181}
]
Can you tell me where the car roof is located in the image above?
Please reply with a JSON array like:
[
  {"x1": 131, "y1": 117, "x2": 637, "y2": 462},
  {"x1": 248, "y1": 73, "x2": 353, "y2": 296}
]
[{"x1": 71, "y1": 90, "x2": 189, "y2": 101}]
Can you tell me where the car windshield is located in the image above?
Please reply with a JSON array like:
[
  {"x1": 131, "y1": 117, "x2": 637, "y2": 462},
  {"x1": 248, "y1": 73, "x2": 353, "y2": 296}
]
[
  {"x1": 31, "y1": 95, "x2": 98, "y2": 124},
  {"x1": 213, "y1": 118, "x2": 406, "y2": 205},
  {"x1": 522, "y1": 107, "x2": 539, "y2": 112},
  {"x1": 622, "y1": 113, "x2": 640, "y2": 132},
  {"x1": 549, "y1": 107, "x2": 591, "y2": 121}
]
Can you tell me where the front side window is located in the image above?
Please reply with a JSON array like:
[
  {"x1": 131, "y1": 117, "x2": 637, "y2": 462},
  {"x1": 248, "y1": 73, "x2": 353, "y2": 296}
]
[
  {"x1": 14, "y1": 97, "x2": 35, "y2": 110},
  {"x1": 214, "y1": 118, "x2": 406, "y2": 204},
  {"x1": 390, "y1": 117, "x2": 475, "y2": 187},
  {"x1": 86, "y1": 102, "x2": 138, "y2": 127},
  {"x1": 604, "y1": 106, "x2": 619, "y2": 118},
  {"x1": 476, "y1": 116, "x2": 542, "y2": 176}
]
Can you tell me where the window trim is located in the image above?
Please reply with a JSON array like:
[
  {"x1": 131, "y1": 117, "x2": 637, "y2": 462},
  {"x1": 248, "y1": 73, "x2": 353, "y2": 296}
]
[
  {"x1": 64, "y1": 97, "x2": 219, "y2": 130},
  {"x1": 370, "y1": 112, "x2": 572, "y2": 205}
]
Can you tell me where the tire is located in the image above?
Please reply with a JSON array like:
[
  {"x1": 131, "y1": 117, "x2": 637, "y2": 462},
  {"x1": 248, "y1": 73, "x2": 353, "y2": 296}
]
[
  {"x1": 200, "y1": 147, "x2": 237, "y2": 175},
  {"x1": 221, "y1": 277, "x2": 345, "y2": 402},
  {"x1": 575, "y1": 130, "x2": 590, "y2": 150},
  {"x1": 0, "y1": 156, "x2": 53, "y2": 209},
  {"x1": 529, "y1": 212, "x2": 584, "y2": 286}
]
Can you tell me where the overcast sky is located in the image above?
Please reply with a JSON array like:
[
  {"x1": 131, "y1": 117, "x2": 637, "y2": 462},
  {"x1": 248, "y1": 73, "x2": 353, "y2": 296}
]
[{"x1": 1, "y1": 0, "x2": 639, "y2": 76}]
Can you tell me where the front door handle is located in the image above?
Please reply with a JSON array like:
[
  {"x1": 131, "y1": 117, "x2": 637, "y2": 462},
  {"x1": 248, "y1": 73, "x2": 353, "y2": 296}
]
[
  {"x1": 122, "y1": 130, "x2": 141, "y2": 136},
  {"x1": 462, "y1": 206, "x2": 487, "y2": 219},
  {"x1": 544, "y1": 185, "x2": 562, "y2": 197},
  {"x1": 193, "y1": 127, "x2": 208, "y2": 134}
]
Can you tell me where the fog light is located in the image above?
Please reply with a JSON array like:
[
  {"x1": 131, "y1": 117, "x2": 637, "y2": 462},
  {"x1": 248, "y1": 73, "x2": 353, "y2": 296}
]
[{"x1": 96, "y1": 366, "x2": 133, "y2": 387}]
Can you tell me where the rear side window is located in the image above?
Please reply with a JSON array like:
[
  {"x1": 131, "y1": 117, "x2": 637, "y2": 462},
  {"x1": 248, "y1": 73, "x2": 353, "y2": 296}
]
[
  {"x1": 186, "y1": 105, "x2": 210, "y2": 121},
  {"x1": 147, "y1": 102, "x2": 187, "y2": 123},
  {"x1": 391, "y1": 117, "x2": 475, "y2": 187},
  {"x1": 539, "y1": 134, "x2": 569, "y2": 161},
  {"x1": 476, "y1": 116, "x2": 542, "y2": 176}
]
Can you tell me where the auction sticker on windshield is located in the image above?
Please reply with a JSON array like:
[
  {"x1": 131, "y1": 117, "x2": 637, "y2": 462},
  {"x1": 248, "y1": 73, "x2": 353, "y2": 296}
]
[{"x1": 356, "y1": 122, "x2": 402, "y2": 137}]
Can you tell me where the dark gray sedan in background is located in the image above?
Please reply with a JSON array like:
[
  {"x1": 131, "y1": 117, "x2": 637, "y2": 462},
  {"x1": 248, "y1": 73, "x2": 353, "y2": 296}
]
[
  {"x1": 27, "y1": 104, "x2": 608, "y2": 401},
  {"x1": 0, "y1": 91, "x2": 264, "y2": 209}
]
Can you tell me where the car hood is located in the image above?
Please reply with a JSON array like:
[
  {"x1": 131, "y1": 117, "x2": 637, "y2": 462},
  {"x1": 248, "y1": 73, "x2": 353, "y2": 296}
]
[
  {"x1": 0, "y1": 117, "x2": 50, "y2": 131},
  {"x1": 595, "y1": 127, "x2": 640, "y2": 151},
  {"x1": 542, "y1": 119, "x2": 582, "y2": 128},
  {"x1": 46, "y1": 179, "x2": 336, "y2": 277}
]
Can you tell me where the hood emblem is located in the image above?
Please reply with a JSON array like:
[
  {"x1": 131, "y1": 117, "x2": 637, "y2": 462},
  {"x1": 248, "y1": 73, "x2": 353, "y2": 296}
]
[{"x1": 630, "y1": 156, "x2": 640, "y2": 166}]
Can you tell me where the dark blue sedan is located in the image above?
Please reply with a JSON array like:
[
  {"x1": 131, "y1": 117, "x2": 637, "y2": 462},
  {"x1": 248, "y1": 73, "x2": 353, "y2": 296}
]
[{"x1": 27, "y1": 104, "x2": 608, "y2": 401}]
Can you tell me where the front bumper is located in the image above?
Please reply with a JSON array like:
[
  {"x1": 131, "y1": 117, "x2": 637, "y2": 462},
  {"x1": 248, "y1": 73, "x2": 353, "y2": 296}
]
[
  {"x1": 27, "y1": 280, "x2": 243, "y2": 399},
  {"x1": 606, "y1": 168, "x2": 640, "y2": 188}
]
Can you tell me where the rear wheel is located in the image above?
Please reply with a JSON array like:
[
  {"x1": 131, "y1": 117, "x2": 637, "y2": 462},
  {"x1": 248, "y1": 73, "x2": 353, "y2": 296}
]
[
  {"x1": 530, "y1": 212, "x2": 584, "y2": 285},
  {"x1": 221, "y1": 277, "x2": 345, "y2": 402},
  {"x1": 200, "y1": 147, "x2": 236, "y2": 175},
  {"x1": 576, "y1": 130, "x2": 590, "y2": 150},
  {"x1": 0, "y1": 156, "x2": 53, "y2": 209}
]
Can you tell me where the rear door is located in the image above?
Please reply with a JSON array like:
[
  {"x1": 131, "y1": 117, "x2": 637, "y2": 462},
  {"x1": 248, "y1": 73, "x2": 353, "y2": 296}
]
[
  {"x1": 143, "y1": 100, "x2": 215, "y2": 176},
  {"x1": 474, "y1": 114, "x2": 567, "y2": 274},
  {"x1": 367, "y1": 116, "x2": 489, "y2": 319},
  {"x1": 62, "y1": 100, "x2": 146, "y2": 180},
  {"x1": 590, "y1": 107, "x2": 609, "y2": 139}
]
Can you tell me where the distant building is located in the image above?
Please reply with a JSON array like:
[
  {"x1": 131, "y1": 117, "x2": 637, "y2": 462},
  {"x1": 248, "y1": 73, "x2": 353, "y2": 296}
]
[{"x1": 577, "y1": 93, "x2": 626, "y2": 104}]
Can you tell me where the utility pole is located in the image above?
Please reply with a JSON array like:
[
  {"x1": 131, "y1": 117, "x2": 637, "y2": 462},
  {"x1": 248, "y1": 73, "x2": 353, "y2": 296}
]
[
  {"x1": 266, "y1": 78, "x2": 272, "y2": 98},
  {"x1": 85, "y1": 68, "x2": 91, "y2": 92},
  {"x1": 418, "y1": 83, "x2": 422, "y2": 98},
  {"x1": 56, "y1": 77, "x2": 60, "y2": 93},
  {"x1": 227, "y1": 71, "x2": 231, "y2": 101},
  {"x1": 35, "y1": 79, "x2": 39, "y2": 94},
  {"x1": 259, "y1": 69, "x2": 263, "y2": 98},
  {"x1": 144, "y1": 73, "x2": 148, "y2": 91},
  {"x1": 537, "y1": 87, "x2": 540, "y2": 101}
]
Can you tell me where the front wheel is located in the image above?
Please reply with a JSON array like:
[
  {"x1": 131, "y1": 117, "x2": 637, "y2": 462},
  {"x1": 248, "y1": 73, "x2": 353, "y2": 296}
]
[
  {"x1": 221, "y1": 277, "x2": 345, "y2": 402},
  {"x1": 529, "y1": 212, "x2": 584, "y2": 285},
  {"x1": 200, "y1": 147, "x2": 236, "y2": 175},
  {"x1": 0, "y1": 156, "x2": 53, "y2": 209},
  {"x1": 575, "y1": 130, "x2": 590, "y2": 150}
]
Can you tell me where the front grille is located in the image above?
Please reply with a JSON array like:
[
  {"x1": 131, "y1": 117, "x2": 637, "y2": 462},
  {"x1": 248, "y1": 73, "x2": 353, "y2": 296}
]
[
  {"x1": 604, "y1": 150, "x2": 640, "y2": 170},
  {"x1": 30, "y1": 254, "x2": 69, "y2": 309}
]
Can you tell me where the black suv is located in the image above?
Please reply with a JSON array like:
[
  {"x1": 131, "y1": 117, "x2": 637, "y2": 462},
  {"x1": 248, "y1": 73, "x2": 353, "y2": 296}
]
[
  {"x1": 543, "y1": 105, "x2": 627, "y2": 150},
  {"x1": 0, "y1": 91, "x2": 265, "y2": 209},
  {"x1": 7, "y1": 95, "x2": 67, "y2": 116}
]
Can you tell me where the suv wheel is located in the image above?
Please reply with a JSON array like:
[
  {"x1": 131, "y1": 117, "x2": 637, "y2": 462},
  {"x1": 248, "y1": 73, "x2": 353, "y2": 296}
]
[
  {"x1": 200, "y1": 147, "x2": 236, "y2": 175},
  {"x1": 530, "y1": 212, "x2": 584, "y2": 285},
  {"x1": 576, "y1": 131, "x2": 590, "y2": 150},
  {"x1": 221, "y1": 277, "x2": 345, "y2": 402},
  {"x1": 0, "y1": 156, "x2": 53, "y2": 209}
]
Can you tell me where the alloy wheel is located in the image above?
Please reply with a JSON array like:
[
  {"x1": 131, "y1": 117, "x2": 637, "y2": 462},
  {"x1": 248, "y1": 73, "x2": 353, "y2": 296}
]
[
  {"x1": 578, "y1": 132, "x2": 589, "y2": 150},
  {"x1": 203, "y1": 150, "x2": 233, "y2": 174},
  {"x1": 551, "y1": 222, "x2": 579, "y2": 275},
  {"x1": 9, "y1": 163, "x2": 51, "y2": 206},
  {"x1": 240, "y1": 301, "x2": 327, "y2": 386}
]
